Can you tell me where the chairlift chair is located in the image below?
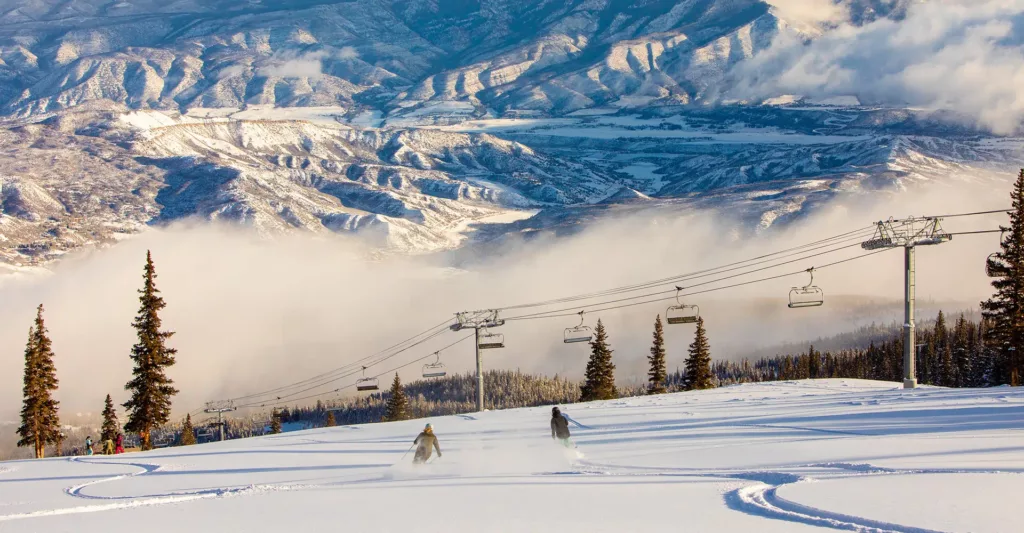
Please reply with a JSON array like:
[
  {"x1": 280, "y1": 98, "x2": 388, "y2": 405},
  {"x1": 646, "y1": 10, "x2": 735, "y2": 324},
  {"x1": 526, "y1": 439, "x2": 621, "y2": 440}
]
[
  {"x1": 788, "y1": 268, "x2": 824, "y2": 309},
  {"x1": 355, "y1": 366, "x2": 379, "y2": 391},
  {"x1": 986, "y1": 252, "x2": 1001, "y2": 277},
  {"x1": 563, "y1": 310, "x2": 594, "y2": 344},
  {"x1": 478, "y1": 329, "x2": 505, "y2": 349},
  {"x1": 666, "y1": 287, "x2": 699, "y2": 324},
  {"x1": 422, "y1": 352, "x2": 447, "y2": 378}
]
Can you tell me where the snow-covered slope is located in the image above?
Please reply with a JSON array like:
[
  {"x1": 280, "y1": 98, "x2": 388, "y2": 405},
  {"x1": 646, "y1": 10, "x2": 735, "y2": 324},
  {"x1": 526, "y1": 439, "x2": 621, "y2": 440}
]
[{"x1": 1, "y1": 380, "x2": 1021, "y2": 532}]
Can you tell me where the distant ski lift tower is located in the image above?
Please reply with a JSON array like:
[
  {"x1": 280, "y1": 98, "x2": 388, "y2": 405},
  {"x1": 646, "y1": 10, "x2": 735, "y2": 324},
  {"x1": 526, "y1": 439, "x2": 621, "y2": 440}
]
[
  {"x1": 862, "y1": 217, "x2": 952, "y2": 388},
  {"x1": 203, "y1": 401, "x2": 237, "y2": 442},
  {"x1": 450, "y1": 310, "x2": 505, "y2": 412}
]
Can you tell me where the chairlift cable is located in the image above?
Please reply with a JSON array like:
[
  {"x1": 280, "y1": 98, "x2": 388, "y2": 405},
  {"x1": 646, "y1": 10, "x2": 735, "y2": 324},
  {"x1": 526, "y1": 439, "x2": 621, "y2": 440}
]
[
  {"x1": 924, "y1": 209, "x2": 1011, "y2": 219},
  {"x1": 504, "y1": 240, "x2": 870, "y2": 320},
  {"x1": 506, "y1": 248, "x2": 896, "y2": 321},
  {"x1": 234, "y1": 334, "x2": 475, "y2": 409},
  {"x1": 225, "y1": 316, "x2": 454, "y2": 402},
  {"x1": 245, "y1": 327, "x2": 451, "y2": 404},
  {"x1": 497, "y1": 225, "x2": 878, "y2": 311}
]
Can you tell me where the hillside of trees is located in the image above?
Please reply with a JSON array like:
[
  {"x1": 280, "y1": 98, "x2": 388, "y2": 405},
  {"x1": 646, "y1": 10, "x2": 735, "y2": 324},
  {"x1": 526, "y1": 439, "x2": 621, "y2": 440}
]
[
  {"x1": 670, "y1": 311, "x2": 993, "y2": 388},
  {"x1": 272, "y1": 370, "x2": 580, "y2": 428}
]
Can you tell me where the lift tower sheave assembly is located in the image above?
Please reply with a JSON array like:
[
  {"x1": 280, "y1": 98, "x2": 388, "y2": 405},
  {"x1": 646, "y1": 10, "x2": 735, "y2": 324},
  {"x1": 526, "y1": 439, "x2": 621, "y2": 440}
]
[
  {"x1": 450, "y1": 310, "x2": 505, "y2": 412},
  {"x1": 862, "y1": 217, "x2": 952, "y2": 389},
  {"x1": 203, "y1": 401, "x2": 237, "y2": 442}
]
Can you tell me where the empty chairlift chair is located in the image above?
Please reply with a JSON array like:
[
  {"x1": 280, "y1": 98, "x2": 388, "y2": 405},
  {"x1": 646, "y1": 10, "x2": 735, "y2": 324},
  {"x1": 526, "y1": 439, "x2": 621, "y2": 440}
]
[
  {"x1": 563, "y1": 311, "x2": 594, "y2": 344},
  {"x1": 666, "y1": 287, "x2": 699, "y2": 324},
  {"x1": 478, "y1": 329, "x2": 505, "y2": 349},
  {"x1": 986, "y1": 252, "x2": 1002, "y2": 277},
  {"x1": 355, "y1": 366, "x2": 379, "y2": 391},
  {"x1": 422, "y1": 352, "x2": 447, "y2": 378},
  {"x1": 788, "y1": 268, "x2": 824, "y2": 309}
]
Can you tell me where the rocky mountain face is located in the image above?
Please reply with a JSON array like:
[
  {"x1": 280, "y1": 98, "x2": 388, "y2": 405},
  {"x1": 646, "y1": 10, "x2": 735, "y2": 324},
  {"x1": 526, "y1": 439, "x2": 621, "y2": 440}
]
[{"x1": 0, "y1": 0, "x2": 1017, "y2": 266}]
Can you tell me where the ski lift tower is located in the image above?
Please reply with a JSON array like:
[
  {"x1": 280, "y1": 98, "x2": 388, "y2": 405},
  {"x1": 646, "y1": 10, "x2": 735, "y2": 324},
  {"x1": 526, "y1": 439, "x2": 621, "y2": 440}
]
[
  {"x1": 450, "y1": 310, "x2": 505, "y2": 412},
  {"x1": 862, "y1": 217, "x2": 952, "y2": 388},
  {"x1": 203, "y1": 400, "x2": 237, "y2": 442}
]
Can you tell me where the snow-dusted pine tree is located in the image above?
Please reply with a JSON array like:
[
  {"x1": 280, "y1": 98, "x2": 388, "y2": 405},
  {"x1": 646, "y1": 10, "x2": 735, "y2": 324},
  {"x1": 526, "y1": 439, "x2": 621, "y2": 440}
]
[
  {"x1": 647, "y1": 315, "x2": 667, "y2": 394},
  {"x1": 684, "y1": 317, "x2": 714, "y2": 391},
  {"x1": 581, "y1": 320, "x2": 617, "y2": 401}
]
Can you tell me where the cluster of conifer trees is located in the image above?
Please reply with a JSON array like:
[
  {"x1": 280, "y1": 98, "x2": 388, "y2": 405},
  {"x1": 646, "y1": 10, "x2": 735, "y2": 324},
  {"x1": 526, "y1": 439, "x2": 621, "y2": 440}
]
[
  {"x1": 691, "y1": 311, "x2": 1007, "y2": 388},
  {"x1": 16, "y1": 251, "x2": 177, "y2": 457}
]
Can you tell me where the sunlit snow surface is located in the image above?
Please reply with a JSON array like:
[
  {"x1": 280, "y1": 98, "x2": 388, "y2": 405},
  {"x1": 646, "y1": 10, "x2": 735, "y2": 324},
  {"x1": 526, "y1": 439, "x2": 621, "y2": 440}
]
[{"x1": 1, "y1": 380, "x2": 1022, "y2": 532}]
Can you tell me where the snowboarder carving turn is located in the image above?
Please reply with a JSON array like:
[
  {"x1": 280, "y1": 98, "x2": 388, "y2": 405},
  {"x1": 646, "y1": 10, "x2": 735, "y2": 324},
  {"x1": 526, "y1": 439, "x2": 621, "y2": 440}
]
[
  {"x1": 551, "y1": 407, "x2": 572, "y2": 448},
  {"x1": 412, "y1": 423, "x2": 442, "y2": 465}
]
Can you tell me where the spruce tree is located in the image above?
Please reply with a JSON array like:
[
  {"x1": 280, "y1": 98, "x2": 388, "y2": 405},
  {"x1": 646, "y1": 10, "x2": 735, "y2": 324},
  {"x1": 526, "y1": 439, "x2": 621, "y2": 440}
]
[
  {"x1": 983, "y1": 169, "x2": 1024, "y2": 386},
  {"x1": 580, "y1": 319, "x2": 617, "y2": 401},
  {"x1": 269, "y1": 413, "x2": 282, "y2": 434},
  {"x1": 684, "y1": 317, "x2": 714, "y2": 390},
  {"x1": 17, "y1": 305, "x2": 61, "y2": 459},
  {"x1": 939, "y1": 345, "x2": 954, "y2": 387},
  {"x1": 179, "y1": 414, "x2": 196, "y2": 446},
  {"x1": 101, "y1": 394, "x2": 119, "y2": 445},
  {"x1": 383, "y1": 373, "x2": 409, "y2": 422},
  {"x1": 325, "y1": 411, "x2": 337, "y2": 427},
  {"x1": 647, "y1": 315, "x2": 668, "y2": 394},
  {"x1": 123, "y1": 251, "x2": 179, "y2": 450},
  {"x1": 952, "y1": 315, "x2": 971, "y2": 388}
]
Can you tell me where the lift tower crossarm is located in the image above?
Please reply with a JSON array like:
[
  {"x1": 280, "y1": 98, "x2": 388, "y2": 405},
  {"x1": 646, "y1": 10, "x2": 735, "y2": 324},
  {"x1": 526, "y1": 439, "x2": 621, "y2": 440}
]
[
  {"x1": 203, "y1": 401, "x2": 237, "y2": 442},
  {"x1": 449, "y1": 310, "x2": 505, "y2": 411},
  {"x1": 861, "y1": 217, "x2": 952, "y2": 389}
]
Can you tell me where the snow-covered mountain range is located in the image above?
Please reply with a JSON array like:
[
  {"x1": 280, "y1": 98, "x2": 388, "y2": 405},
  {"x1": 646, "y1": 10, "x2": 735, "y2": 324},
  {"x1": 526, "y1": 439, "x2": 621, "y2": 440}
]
[{"x1": 0, "y1": 0, "x2": 1021, "y2": 265}]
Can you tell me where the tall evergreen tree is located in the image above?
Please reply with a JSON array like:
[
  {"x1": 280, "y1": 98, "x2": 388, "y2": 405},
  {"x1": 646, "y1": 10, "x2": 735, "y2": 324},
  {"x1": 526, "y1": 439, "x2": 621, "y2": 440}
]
[
  {"x1": 269, "y1": 412, "x2": 282, "y2": 434},
  {"x1": 123, "y1": 251, "x2": 179, "y2": 450},
  {"x1": 952, "y1": 315, "x2": 971, "y2": 388},
  {"x1": 983, "y1": 169, "x2": 1024, "y2": 386},
  {"x1": 807, "y1": 345, "x2": 821, "y2": 379},
  {"x1": 684, "y1": 317, "x2": 714, "y2": 391},
  {"x1": 180, "y1": 414, "x2": 197, "y2": 446},
  {"x1": 383, "y1": 373, "x2": 409, "y2": 422},
  {"x1": 101, "y1": 394, "x2": 119, "y2": 445},
  {"x1": 325, "y1": 411, "x2": 337, "y2": 427},
  {"x1": 580, "y1": 319, "x2": 617, "y2": 401},
  {"x1": 647, "y1": 315, "x2": 668, "y2": 394},
  {"x1": 17, "y1": 305, "x2": 61, "y2": 459},
  {"x1": 939, "y1": 344, "x2": 954, "y2": 387}
]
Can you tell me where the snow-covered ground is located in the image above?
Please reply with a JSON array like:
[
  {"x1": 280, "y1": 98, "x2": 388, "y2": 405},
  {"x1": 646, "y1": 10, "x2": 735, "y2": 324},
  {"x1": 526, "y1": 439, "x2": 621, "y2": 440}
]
[{"x1": 1, "y1": 380, "x2": 1022, "y2": 532}]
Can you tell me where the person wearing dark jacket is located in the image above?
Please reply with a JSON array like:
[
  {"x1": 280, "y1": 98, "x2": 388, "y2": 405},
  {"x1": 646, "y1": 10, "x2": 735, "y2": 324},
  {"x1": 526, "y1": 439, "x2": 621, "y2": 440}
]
[
  {"x1": 551, "y1": 406, "x2": 572, "y2": 447},
  {"x1": 413, "y1": 423, "x2": 442, "y2": 464}
]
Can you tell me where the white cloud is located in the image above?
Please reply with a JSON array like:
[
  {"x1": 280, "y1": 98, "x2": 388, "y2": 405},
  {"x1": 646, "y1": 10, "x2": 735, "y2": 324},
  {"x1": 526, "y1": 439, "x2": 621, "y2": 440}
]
[
  {"x1": 767, "y1": 0, "x2": 850, "y2": 26},
  {"x1": 731, "y1": 0, "x2": 1024, "y2": 134},
  {"x1": 258, "y1": 50, "x2": 328, "y2": 79},
  {"x1": 256, "y1": 47, "x2": 360, "y2": 79}
]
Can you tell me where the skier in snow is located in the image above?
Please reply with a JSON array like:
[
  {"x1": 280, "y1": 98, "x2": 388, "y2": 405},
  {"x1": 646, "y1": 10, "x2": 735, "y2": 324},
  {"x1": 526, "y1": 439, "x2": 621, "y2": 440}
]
[
  {"x1": 412, "y1": 423, "x2": 442, "y2": 464},
  {"x1": 551, "y1": 406, "x2": 572, "y2": 447},
  {"x1": 115, "y1": 433, "x2": 124, "y2": 454},
  {"x1": 85, "y1": 436, "x2": 93, "y2": 456}
]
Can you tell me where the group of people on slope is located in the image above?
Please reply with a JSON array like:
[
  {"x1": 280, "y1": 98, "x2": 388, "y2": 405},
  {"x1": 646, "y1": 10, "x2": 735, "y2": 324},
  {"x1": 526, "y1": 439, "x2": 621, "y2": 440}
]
[
  {"x1": 409, "y1": 406, "x2": 575, "y2": 464},
  {"x1": 82, "y1": 433, "x2": 125, "y2": 456}
]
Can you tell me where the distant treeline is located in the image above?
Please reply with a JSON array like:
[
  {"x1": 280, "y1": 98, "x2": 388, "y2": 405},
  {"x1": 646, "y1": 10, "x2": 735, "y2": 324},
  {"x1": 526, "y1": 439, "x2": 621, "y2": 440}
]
[
  {"x1": 669, "y1": 311, "x2": 996, "y2": 388},
  {"x1": 274, "y1": 370, "x2": 581, "y2": 428}
]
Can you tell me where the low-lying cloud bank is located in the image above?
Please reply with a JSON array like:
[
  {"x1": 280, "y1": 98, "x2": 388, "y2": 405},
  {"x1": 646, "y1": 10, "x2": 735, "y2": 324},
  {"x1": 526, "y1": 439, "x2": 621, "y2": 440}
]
[
  {"x1": 0, "y1": 178, "x2": 1011, "y2": 421},
  {"x1": 740, "y1": 0, "x2": 1024, "y2": 134}
]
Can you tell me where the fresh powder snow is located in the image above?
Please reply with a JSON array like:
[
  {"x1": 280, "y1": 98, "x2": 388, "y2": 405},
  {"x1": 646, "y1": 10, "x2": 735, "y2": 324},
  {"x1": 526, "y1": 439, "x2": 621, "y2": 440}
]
[{"x1": 0, "y1": 379, "x2": 1021, "y2": 532}]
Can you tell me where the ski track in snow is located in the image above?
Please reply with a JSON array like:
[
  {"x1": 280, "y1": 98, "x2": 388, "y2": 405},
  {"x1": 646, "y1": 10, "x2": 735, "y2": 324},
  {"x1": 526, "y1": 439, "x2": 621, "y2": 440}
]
[{"x1": 2, "y1": 381, "x2": 1021, "y2": 530}]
